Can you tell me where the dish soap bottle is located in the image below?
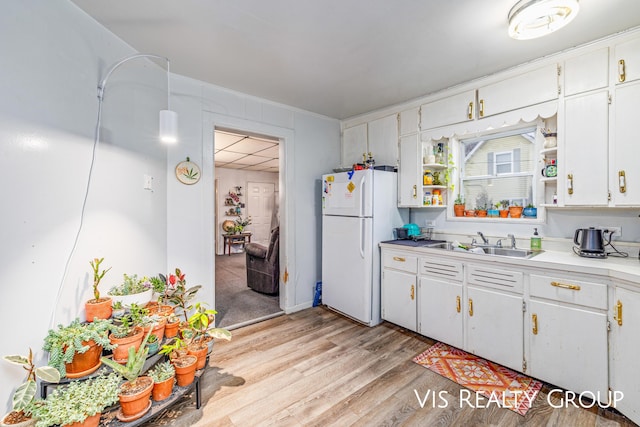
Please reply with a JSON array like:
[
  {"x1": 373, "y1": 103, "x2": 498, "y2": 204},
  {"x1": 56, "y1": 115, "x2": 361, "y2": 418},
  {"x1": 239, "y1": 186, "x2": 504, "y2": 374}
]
[{"x1": 531, "y1": 228, "x2": 542, "y2": 251}]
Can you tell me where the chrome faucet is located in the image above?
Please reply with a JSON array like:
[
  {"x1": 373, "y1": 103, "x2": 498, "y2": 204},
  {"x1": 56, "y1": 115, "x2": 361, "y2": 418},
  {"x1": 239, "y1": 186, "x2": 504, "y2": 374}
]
[
  {"x1": 496, "y1": 234, "x2": 517, "y2": 249},
  {"x1": 477, "y1": 231, "x2": 489, "y2": 245}
]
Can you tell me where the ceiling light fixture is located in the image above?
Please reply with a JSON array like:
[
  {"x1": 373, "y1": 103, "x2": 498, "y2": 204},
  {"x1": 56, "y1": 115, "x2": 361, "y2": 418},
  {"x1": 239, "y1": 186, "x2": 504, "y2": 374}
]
[
  {"x1": 508, "y1": 0, "x2": 580, "y2": 40},
  {"x1": 98, "y1": 53, "x2": 178, "y2": 143}
]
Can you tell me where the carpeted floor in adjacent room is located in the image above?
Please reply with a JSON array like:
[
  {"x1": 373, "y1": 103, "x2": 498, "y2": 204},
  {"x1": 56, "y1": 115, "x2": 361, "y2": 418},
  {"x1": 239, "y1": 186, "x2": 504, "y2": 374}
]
[{"x1": 214, "y1": 254, "x2": 281, "y2": 329}]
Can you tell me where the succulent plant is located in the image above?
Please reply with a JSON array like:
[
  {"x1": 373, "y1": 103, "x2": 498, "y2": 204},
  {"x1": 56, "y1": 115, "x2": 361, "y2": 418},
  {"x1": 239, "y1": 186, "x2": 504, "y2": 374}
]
[{"x1": 147, "y1": 361, "x2": 175, "y2": 383}]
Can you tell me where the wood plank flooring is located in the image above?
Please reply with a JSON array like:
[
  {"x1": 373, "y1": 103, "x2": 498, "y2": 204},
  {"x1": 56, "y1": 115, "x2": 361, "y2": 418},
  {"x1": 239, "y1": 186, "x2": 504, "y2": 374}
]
[{"x1": 157, "y1": 307, "x2": 637, "y2": 426}]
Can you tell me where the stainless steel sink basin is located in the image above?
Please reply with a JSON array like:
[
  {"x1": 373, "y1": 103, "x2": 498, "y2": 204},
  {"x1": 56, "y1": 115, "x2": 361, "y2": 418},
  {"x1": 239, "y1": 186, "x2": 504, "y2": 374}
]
[{"x1": 423, "y1": 241, "x2": 542, "y2": 259}]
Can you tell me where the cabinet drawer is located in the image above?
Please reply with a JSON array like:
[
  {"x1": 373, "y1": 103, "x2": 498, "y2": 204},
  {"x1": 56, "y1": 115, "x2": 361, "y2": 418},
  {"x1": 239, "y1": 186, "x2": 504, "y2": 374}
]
[
  {"x1": 420, "y1": 257, "x2": 463, "y2": 282},
  {"x1": 530, "y1": 274, "x2": 607, "y2": 310},
  {"x1": 467, "y1": 264, "x2": 523, "y2": 292},
  {"x1": 383, "y1": 251, "x2": 418, "y2": 274}
]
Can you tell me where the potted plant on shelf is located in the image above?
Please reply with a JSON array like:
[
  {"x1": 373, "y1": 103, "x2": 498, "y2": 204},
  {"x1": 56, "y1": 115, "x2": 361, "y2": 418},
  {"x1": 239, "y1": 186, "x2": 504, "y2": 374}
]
[
  {"x1": 108, "y1": 313, "x2": 144, "y2": 364},
  {"x1": 163, "y1": 313, "x2": 181, "y2": 339},
  {"x1": 84, "y1": 258, "x2": 112, "y2": 323},
  {"x1": 487, "y1": 204, "x2": 499, "y2": 218},
  {"x1": 107, "y1": 273, "x2": 153, "y2": 308},
  {"x1": 498, "y1": 200, "x2": 510, "y2": 218},
  {"x1": 185, "y1": 302, "x2": 232, "y2": 369},
  {"x1": 25, "y1": 373, "x2": 120, "y2": 427},
  {"x1": 159, "y1": 339, "x2": 197, "y2": 387},
  {"x1": 146, "y1": 334, "x2": 159, "y2": 354},
  {"x1": 453, "y1": 195, "x2": 465, "y2": 217},
  {"x1": 474, "y1": 204, "x2": 488, "y2": 217},
  {"x1": 165, "y1": 268, "x2": 201, "y2": 324},
  {"x1": 111, "y1": 301, "x2": 125, "y2": 319},
  {"x1": 43, "y1": 318, "x2": 114, "y2": 378},
  {"x1": 1, "y1": 349, "x2": 60, "y2": 427},
  {"x1": 524, "y1": 203, "x2": 538, "y2": 218},
  {"x1": 100, "y1": 329, "x2": 155, "y2": 421},
  {"x1": 509, "y1": 202, "x2": 524, "y2": 218},
  {"x1": 147, "y1": 361, "x2": 175, "y2": 402}
]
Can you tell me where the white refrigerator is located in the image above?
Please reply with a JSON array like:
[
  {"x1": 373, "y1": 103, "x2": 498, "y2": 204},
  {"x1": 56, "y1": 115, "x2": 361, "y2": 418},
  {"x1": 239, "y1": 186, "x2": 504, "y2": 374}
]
[{"x1": 321, "y1": 169, "x2": 408, "y2": 326}]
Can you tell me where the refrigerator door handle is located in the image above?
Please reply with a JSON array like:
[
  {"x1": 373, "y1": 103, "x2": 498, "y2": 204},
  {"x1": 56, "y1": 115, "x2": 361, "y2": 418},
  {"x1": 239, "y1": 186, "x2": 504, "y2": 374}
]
[
  {"x1": 360, "y1": 217, "x2": 365, "y2": 259},
  {"x1": 359, "y1": 174, "x2": 366, "y2": 217}
]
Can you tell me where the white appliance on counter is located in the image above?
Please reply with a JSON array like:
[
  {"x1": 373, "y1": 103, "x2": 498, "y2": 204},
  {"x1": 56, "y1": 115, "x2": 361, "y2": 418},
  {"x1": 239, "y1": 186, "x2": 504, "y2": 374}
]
[{"x1": 321, "y1": 169, "x2": 408, "y2": 326}]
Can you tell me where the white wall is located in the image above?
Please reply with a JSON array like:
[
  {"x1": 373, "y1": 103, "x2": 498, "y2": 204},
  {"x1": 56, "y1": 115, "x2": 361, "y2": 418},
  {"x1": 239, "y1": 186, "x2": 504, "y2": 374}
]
[{"x1": 0, "y1": 0, "x2": 341, "y2": 414}]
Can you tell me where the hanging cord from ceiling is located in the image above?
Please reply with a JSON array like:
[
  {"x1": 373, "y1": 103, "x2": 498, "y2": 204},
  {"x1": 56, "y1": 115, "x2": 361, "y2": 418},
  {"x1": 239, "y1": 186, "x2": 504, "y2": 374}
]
[{"x1": 49, "y1": 54, "x2": 170, "y2": 329}]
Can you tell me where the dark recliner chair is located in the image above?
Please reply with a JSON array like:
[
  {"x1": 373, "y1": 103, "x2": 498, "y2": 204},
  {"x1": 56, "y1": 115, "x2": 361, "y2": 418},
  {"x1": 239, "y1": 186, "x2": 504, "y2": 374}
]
[{"x1": 245, "y1": 226, "x2": 279, "y2": 294}]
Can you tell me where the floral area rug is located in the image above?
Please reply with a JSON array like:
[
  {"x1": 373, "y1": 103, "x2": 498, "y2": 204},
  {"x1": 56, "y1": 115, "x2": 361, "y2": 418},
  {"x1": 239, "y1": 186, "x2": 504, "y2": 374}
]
[{"x1": 413, "y1": 342, "x2": 542, "y2": 416}]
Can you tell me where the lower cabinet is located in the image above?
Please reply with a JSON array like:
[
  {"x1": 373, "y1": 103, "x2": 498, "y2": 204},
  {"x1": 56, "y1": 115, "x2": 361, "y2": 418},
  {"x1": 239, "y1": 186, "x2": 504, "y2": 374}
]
[
  {"x1": 381, "y1": 250, "x2": 418, "y2": 331},
  {"x1": 610, "y1": 284, "x2": 640, "y2": 425},
  {"x1": 527, "y1": 274, "x2": 608, "y2": 398}
]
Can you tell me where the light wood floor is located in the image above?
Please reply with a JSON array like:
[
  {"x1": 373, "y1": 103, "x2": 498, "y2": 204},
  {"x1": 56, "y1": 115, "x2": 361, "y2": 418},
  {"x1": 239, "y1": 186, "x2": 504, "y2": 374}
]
[{"x1": 167, "y1": 307, "x2": 636, "y2": 426}]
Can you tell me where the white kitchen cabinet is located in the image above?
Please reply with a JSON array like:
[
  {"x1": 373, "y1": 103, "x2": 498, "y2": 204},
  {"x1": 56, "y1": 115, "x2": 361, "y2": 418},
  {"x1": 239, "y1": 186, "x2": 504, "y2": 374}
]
[
  {"x1": 615, "y1": 36, "x2": 640, "y2": 85},
  {"x1": 420, "y1": 90, "x2": 476, "y2": 130},
  {"x1": 418, "y1": 257, "x2": 464, "y2": 349},
  {"x1": 399, "y1": 107, "x2": 420, "y2": 136},
  {"x1": 527, "y1": 274, "x2": 608, "y2": 398},
  {"x1": 368, "y1": 114, "x2": 398, "y2": 167},
  {"x1": 465, "y1": 265, "x2": 524, "y2": 372},
  {"x1": 477, "y1": 64, "x2": 558, "y2": 118},
  {"x1": 342, "y1": 123, "x2": 367, "y2": 168},
  {"x1": 610, "y1": 285, "x2": 640, "y2": 426},
  {"x1": 398, "y1": 134, "x2": 421, "y2": 207},
  {"x1": 564, "y1": 48, "x2": 609, "y2": 96},
  {"x1": 611, "y1": 79, "x2": 640, "y2": 206},
  {"x1": 563, "y1": 89, "x2": 609, "y2": 206},
  {"x1": 381, "y1": 250, "x2": 418, "y2": 331}
]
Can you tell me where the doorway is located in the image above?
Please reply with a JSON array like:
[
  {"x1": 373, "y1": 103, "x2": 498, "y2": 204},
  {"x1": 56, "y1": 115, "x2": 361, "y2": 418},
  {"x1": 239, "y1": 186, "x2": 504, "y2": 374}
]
[{"x1": 213, "y1": 127, "x2": 283, "y2": 329}]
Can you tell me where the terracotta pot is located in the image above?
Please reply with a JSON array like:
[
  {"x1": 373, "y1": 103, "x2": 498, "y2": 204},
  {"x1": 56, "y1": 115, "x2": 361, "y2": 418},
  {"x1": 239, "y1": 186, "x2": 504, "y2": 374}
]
[
  {"x1": 109, "y1": 327, "x2": 144, "y2": 364},
  {"x1": 453, "y1": 204, "x2": 465, "y2": 217},
  {"x1": 85, "y1": 297, "x2": 112, "y2": 322},
  {"x1": 499, "y1": 209, "x2": 509, "y2": 218},
  {"x1": 65, "y1": 340, "x2": 103, "y2": 378},
  {"x1": 1, "y1": 411, "x2": 37, "y2": 427},
  {"x1": 509, "y1": 206, "x2": 523, "y2": 218},
  {"x1": 187, "y1": 344, "x2": 208, "y2": 370},
  {"x1": 164, "y1": 320, "x2": 180, "y2": 339},
  {"x1": 143, "y1": 318, "x2": 167, "y2": 343},
  {"x1": 152, "y1": 376, "x2": 175, "y2": 401},
  {"x1": 464, "y1": 210, "x2": 475, "y2": 217},
  {"x1": 172, "y1": 355, "x2": 197, "y2": 387},
  {"x1": 147, "y1": 304, "x2": 174, "y2": 317},
  {"x1": 64, "y1": 412, "x2": 101, "y2": 427},
  {"x1": 118, "y1": 376, "x2": 153, "y2": 418},
  {"x1": 475, "y1": 210, "x2": 487, "y2": 217}
]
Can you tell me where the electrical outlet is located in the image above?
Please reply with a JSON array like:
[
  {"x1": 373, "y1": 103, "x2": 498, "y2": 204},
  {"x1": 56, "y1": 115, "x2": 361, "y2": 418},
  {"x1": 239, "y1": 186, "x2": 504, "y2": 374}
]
[
  {"x1": 603, "y1": 226, "x2": 621, "y2": 238},
  {"x1": 143, "y1": 174, "x2": 153, "y2": 190},
  {"x1": 425, "y1": 220, "x2": 436, "y2": 227}
]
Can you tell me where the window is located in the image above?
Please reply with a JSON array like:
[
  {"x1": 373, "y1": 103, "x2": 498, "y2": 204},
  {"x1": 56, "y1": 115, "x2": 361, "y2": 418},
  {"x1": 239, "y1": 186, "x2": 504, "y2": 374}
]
[{"x1": 459, "y1": 127, "x2": 536, "y2": 211}]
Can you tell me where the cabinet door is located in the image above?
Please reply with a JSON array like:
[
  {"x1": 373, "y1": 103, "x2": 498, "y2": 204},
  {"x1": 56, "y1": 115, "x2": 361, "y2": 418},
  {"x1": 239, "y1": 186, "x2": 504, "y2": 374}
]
[
  {"x1": 528, "y1": 299, "x2": 608, "y2": 397},
  {"x1": 399, "y1": 107, "x2": 419, "y2": 136},
  {"x1": 368, "y1": 114, "x2": 398, "y2": 167},
  {"x1": 381, "y1": 269, "x2": 417, "y2": 331},
  {"x1": 615, "y1": 36, "x2": 640, "y2": 85},
  {"x1": 564, "y1": 48, "x2": 609, "y2": 96},
  {"x1": 563, "y1": 90, "x2": 609, "y2": 206},
  {"x1": 398, "y1": 134, "x2": 421, "y2": 207},
  {"x1": 420, "y1": 90, "x2": 476, "y2": 130},
  {"x1": 478, "y1": 64, "x2": 558, "y2": 118},
  {"x1": 419, "y1": 277, "x2": 463, "y2": 348},
  {"x1": 466, "y1": 286, "x2": 523, "y2": 372},
  {"x1": 612, "y1": 81, "x2": 640, "y2": 206},
  {"x1": 610, "y1": 286, "x2": 640, "y2": 425},
  {"x1": 342, "y1": 124, "x2": 367, "y2": 168}
]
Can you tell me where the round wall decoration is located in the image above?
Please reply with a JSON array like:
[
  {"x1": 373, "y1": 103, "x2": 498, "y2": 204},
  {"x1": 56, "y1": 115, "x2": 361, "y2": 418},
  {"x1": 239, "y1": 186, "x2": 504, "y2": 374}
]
[{"x1": 175, "y1": 157, "x2": 200, "y2": 185}]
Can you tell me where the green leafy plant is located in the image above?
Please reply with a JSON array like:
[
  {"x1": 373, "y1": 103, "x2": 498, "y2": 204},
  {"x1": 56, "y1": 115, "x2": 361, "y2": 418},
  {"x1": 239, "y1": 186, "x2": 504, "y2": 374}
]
[
  {"x1": 499, "y1": 200, "x2": 510, "y2": 210},
  {"x1": 164, "y1": 268, "x2": 201, "y2": 323},
  {"x1": 454, "y1": 194, "x2": 464, "y2": 205},
  {"x1": 526, "y1": 203, "x2": 535, "y2": 208},
  {"x1": 112, "y1": 301, "x2": 123, "y2": 310},
  {"x1": 108, "y1": 273, "x2": 151, "y2": 296},
  {"x1": 147, "y1": 361, "x2": 175, "y2": 383},
  {"x1": 101, "y1": 328, "x2": 153, "y2": 385},
  {"x1": 26, "y1": 373, "x2": 120, "y2": 427},
  {"x1": 159, "y1": 338, "x2": 188, "y2": 360},
  {"x1": 149, "y1": 275, "x2": 166, "y2": 294},
  {"x1": 43, "y1": 318, "x2": 115, "y2": 377},
  {"x1": 3, "y1": 349, "x2": 60, "y2": 417},
  {"x1": 89, "y1": 257, "x2": 111, "y2": 301},
  {"x1": 188, "y1": 302, "x2": 232, "y2": 344}
]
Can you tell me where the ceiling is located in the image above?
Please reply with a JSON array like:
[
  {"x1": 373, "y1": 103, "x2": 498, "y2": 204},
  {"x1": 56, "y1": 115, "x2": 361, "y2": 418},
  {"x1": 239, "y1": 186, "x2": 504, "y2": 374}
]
[
  {"x1": 214, "y1": 129, "x2": 280, "y2": 172},
  {"x1": 70, "y1": 0, "x2": 640, "y2": 119}
]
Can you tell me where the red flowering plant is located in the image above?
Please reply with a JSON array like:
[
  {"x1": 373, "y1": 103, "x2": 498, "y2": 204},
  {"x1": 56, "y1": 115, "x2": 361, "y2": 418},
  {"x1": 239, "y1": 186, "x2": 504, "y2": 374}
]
[{"x1": 160, "y1": 268, "x2": 201, "y2": 323}]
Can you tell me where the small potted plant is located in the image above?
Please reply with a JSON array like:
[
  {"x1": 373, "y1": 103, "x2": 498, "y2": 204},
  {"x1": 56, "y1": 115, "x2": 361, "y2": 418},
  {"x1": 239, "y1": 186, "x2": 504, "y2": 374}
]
[
  {"x1": 107, "y1": 273, "x2": 153, "y2": 308},
  {"x1": 487, "y1": 204, "x2": 499, "y2": 218},
  {"x1": 25, "y1": 373, "x2": 120, "y2": 427},
  {"x1": 474, "y1": 204, "x2": 488, "y2": 217},
  {"x1": 147, "y1": 361, "x2": 175, "y2": 402},
  {"x1": 453, "y1": 194, "x2": 465, "y2": 217},
  {"x1": 165, "y1": 268, "x2": 201, "y2": 324},
  {"x1": 108, "y1": 314, "x2": 144, "y2": 364},
  {"x1": 43, "y1": 318, "x2": 114, "y2": 378},
  {"x1": 524, "y1": 203, "x2": 538, "y2": 218},
  {"x1": 159, "y1": 339, "x2": 197, "y2": 387},
  {"x1": 1, "y1": 349, "x2": 60, "y2": 427},
  {"x1": 101, "y1": 329, "x2": 154, "y2": 420},
  {"x1": 185, "y1": 302, "x2": 232, "y2": 369},
  {"x1": 509, "y1": 202, "x2": 524, "y2": 218},
  {"x1": 164, "y1": 313, "x2": 181, "y2": 339},
  {"x1": 499, "y1": 200, "x2": 510, "y2": 218},
  {"x1": 146, "y1": 334, "x2": 159, "y2": 354},
  {"x1": 111, "y1": 301, "x2": 125, "y2": 319},
  {"x1": 84, "y1": 258, "x2": 112, "y2": 323}
]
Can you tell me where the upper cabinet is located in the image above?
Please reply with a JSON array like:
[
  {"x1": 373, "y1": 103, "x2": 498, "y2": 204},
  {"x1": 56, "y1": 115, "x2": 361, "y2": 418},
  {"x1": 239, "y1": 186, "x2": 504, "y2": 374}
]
[
  {"x1": 420, "y1": 90, "x2": 475, "y2": 130},
  {"x1": 477, "y1": 64, "x2": 559, "y2": 118},
  {"x1": 615, "y1": 37, "x2": 640, "y2": 85},
  {"x1": 564, "y1": 48, "x2": 609, "y2": 96},
  {"x1": 342, "y1": 114, "x2": 398, "y2": 168},
  {"x1": 399, "y1": 107, "x2": 420, "y2": 136}
]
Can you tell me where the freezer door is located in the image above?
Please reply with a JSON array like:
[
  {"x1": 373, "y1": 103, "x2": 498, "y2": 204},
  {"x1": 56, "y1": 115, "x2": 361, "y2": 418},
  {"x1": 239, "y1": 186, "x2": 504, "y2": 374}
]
[
  {"x1": 322, "y1": 215, "x2": 373, "y2": 324},
  {"x1": 322, "y1": 169, "x2": 372, "y2": 217}
]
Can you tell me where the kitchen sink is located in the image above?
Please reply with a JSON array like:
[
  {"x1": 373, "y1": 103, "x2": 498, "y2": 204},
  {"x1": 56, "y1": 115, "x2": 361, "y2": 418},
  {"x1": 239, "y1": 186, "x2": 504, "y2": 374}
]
[{"x1": 423, "y1": 241, "x2": 542, "y2": 259}]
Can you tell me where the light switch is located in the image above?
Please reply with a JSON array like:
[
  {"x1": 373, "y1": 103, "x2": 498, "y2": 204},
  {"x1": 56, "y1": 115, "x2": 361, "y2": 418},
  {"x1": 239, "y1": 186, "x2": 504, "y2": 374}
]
[{"x1": 144, "y1": 174, "x2": 153, "y2": 190}]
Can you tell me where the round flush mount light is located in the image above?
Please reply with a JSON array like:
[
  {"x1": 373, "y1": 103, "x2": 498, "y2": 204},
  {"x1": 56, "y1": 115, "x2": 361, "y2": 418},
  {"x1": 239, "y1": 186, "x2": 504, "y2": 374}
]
[{"x1": 508, "y1": 0, "x2": 580, "y2": 40}]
